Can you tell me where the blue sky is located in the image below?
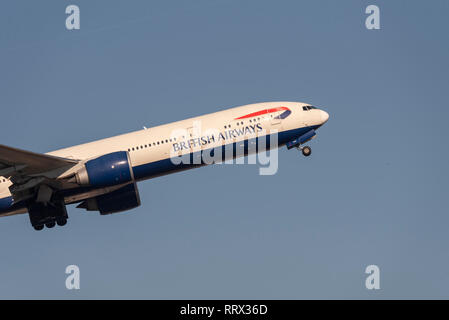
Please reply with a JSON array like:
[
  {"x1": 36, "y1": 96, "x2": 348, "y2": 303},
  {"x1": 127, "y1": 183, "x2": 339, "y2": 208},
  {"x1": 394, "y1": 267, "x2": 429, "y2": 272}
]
[{"x1": 0, "y1": 0, "x2": 448, "y2": 299}]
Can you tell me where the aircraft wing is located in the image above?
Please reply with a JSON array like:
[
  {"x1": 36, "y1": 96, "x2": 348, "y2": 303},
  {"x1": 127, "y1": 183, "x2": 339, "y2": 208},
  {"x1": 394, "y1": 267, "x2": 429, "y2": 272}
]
[{"x1": 0, "y1": 144, "x2": 78, "y2": 177}]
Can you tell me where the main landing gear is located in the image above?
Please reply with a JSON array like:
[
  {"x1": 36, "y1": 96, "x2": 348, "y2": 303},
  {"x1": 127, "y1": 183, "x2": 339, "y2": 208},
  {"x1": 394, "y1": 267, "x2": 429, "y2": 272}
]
[
  {"x1": 298, "y1": 145, "x2": 312, "y2": 157},
  {"x1": 27, "y1": 200, "x2": 68, "y2": 231}
]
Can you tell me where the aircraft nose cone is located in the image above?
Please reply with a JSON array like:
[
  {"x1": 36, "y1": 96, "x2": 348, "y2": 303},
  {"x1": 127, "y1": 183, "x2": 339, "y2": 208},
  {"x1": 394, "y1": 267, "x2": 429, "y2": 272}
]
[{"x1": 320, "y1": 110, "x2": 329, "y2": 124}]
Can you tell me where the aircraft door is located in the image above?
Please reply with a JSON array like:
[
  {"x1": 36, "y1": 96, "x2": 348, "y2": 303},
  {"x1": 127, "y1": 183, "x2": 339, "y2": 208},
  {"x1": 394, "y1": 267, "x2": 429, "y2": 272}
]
[
  {"x1": 186, "y1": 126, "x2": 202, "y2": 164},
  {"x1": 270, "y1": 110, "x2": 282, "y2": 133}
]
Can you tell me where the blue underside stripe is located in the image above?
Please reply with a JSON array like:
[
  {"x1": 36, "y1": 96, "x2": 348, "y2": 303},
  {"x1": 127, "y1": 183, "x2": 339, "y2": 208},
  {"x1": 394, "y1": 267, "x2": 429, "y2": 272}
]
[
  {"x1": 132, "y1": 125, "x2": 317, "y2": 180},
  {"x1": 0, "y1": 196, "x2": 14, "y2": 213}
]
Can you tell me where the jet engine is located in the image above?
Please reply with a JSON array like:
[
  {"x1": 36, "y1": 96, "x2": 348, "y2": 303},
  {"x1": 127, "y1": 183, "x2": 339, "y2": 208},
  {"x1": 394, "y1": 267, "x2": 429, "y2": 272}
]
[
  {"x1": 73, "y1": 151, "x2": 134, "y2": 187},
  {"x1": 77, "y1": 182, "x2": 141, "y2": 215}
]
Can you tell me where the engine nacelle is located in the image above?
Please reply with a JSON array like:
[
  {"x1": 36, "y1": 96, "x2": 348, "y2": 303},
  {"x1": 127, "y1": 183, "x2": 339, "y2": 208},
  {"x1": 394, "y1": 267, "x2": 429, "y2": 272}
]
[
  {"x1": 77, "y1": 183, "x2": 141, "y2": 215},
  {"x1": 75, "y1": 151, "x2": 134, "y2": 187}
]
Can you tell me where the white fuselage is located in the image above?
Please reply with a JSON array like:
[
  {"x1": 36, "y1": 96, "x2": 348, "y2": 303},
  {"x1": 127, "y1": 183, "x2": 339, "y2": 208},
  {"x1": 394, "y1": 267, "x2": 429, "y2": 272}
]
[{"x1": 0, "y1": 101, "x2": 328, "y2": 216}]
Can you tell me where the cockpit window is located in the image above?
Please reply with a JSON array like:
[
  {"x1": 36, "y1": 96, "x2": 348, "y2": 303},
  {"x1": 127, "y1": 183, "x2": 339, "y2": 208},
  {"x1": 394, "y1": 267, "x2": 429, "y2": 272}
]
[{"x1": 303, "y1": 105, "x2": 316, "y2": 111}]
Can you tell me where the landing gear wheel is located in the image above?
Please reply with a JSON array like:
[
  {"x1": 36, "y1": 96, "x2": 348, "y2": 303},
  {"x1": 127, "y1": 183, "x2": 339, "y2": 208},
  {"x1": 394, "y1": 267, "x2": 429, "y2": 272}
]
[
  {"x1": 33, "y1": 225, "x2": 44, "y2": 231},
  {"x1": 302, "y1": 146, "x2": 312, "y2": 157},
  {"x1": 56, "y1": 218, "x2": 67, "y2": 226},
  {"x1": 45, "y1": 221, "x2": 56, "y2": 228}
]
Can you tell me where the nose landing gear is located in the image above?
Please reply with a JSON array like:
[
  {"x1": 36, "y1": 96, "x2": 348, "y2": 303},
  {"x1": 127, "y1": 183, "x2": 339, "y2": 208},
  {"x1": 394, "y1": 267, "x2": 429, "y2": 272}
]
[
  {"x1": 286, "y1": 130, "x2": 315, "y2": 157},
  {"x1": 301, "y1": 146, "x2": 312, "y2": 157}
]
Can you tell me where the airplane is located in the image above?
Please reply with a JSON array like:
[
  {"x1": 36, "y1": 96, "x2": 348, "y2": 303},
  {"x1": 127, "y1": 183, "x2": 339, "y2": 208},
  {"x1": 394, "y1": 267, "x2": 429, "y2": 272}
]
[{"x1": 0, "y1": 101, "x2": 329, "y2": 230}]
